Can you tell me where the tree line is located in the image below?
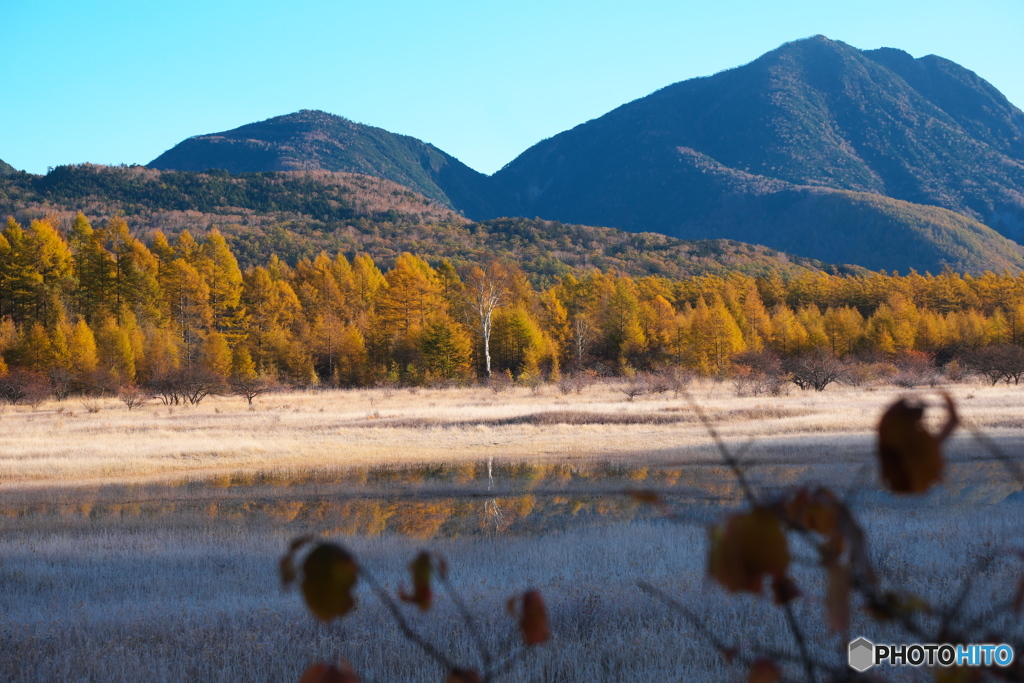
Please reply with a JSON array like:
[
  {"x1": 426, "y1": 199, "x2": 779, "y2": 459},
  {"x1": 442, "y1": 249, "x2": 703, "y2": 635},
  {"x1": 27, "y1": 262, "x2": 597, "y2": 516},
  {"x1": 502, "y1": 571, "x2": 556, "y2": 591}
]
[{"x1": 2, "y1": 213, "x2": 1024, "y2": 400}]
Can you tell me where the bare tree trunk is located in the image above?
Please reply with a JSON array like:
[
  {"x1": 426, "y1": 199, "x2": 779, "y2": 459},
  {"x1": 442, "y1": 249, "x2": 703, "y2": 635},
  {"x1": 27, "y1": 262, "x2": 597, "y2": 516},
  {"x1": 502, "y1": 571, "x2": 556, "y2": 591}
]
[
  {"x1": 483, "y1": 315, "x2": 492, "y2": 377},
  {"x1": 466, "y1": 261, "x2": 510, "y2": 379}
]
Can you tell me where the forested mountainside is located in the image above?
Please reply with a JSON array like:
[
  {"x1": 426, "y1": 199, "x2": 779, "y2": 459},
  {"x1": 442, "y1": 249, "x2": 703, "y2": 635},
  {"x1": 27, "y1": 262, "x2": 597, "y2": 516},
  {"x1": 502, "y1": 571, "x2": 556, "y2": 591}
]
[
  {"x1": 147, "y1": 37, "x2": 1024, "y2": 274},
  {"x1": 0, "y1": 164, "x2": 839, "y2": 283},
  {"x1": 491, "y1": 35, "x2": 1024, "y2": 271},
  {"x1": 148, "y1": 109, "x2": 504, "y2": 218}
]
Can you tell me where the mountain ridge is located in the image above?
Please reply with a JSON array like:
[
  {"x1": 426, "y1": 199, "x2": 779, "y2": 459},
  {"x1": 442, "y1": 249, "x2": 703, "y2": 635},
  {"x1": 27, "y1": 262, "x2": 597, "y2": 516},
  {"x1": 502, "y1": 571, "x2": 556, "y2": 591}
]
[
  {"x1": 149, "y1": 110, "x2": 504, "y2": 218},
  {"x1": 0, "y1": 164, "x2": 841, "y2": 281},
  {"x1": 142, "y1": 36, "x2": 1024, "y2": 274}
]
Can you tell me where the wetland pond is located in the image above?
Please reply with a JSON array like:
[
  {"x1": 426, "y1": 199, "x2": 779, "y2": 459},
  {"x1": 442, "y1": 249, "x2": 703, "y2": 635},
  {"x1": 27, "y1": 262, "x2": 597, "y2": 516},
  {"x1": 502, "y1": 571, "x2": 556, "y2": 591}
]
[{"x1": 3, "y1": 450, "x2": 1021, "y2": 538}]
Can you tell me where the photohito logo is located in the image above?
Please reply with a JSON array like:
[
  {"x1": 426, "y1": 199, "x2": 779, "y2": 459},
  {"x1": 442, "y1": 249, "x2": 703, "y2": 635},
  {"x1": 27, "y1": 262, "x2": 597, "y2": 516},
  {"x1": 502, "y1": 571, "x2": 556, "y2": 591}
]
[
  {"x1": 848, "y1": 637, "x2": 875, "y2": 672},
  {"x1": 848, "y1": 637, "x2": 1015, "y2": 671}
]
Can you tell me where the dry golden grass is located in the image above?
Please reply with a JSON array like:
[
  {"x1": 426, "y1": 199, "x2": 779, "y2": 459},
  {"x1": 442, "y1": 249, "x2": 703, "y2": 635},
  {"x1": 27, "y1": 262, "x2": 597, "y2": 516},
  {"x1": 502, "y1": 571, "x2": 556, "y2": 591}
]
[{"x1": 2, "y1": 379, "x2": 1021, "y2": 489}]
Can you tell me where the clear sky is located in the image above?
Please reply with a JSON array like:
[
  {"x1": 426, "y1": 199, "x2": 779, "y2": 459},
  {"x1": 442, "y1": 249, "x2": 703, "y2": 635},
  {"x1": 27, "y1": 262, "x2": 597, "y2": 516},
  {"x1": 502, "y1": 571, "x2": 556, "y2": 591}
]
[{"x1": 3, "y1": 0, "x2": 1022, "y2": 176}]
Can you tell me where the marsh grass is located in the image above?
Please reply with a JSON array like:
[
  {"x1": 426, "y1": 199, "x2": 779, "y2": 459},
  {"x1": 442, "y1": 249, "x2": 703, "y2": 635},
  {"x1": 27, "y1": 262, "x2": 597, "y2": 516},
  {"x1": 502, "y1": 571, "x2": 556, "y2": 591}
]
[
  {"x1": 2, "y1": 381, "x2": 1024, "y2": 681},
  {"x1": 2, "y1": 379, "x2": 1024, "y2": 488},
  {"x1": 2, "y1": 503, "x2": 1023, "y2": 682}
]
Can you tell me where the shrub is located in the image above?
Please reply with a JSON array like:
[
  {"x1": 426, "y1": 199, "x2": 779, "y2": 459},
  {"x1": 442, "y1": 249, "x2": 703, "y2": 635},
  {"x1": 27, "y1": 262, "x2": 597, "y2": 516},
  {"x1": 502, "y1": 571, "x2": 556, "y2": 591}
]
[
  {"x1": 967, "y1": 343, "x2": 1024, "y2": 385},
  {"x1": 118, "y1": 385, "x2": 149, "y2": 411},
  {"x1": 784, "y1": 348, "x2": 846, "y2": 391},
  {"x1": 730, "y1": 350, "x2": 787, "y2": 396},
  {"x1": 891, "y1": 350, "x2": 939, "y2": 387},
  {"x1": 0, "y1": 369, "x2": 50, "y2": 406}
]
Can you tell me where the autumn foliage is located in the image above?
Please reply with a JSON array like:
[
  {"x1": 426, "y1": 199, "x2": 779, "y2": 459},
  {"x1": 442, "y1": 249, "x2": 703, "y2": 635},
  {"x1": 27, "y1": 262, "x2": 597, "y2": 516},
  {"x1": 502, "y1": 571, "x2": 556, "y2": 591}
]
[{"x1": 5, "y1": 214, "x2": 1024, "y2": 399}]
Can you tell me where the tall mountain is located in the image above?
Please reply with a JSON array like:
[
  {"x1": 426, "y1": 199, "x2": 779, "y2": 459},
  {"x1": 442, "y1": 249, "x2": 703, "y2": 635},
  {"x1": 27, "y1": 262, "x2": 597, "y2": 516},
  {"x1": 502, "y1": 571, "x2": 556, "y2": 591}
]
[
  {"x1": 491, "y1": 35, "x2": 1024, "y2": 272},
  {"x1": 149, "y1": 110, "x2": 501, "y2": 218},
  {"x1": 144, "y1": 37, "x2": 1024, "y2": 274},
  {"x1": 0, "y1": 158, "x2": 15, "y2": 175}
]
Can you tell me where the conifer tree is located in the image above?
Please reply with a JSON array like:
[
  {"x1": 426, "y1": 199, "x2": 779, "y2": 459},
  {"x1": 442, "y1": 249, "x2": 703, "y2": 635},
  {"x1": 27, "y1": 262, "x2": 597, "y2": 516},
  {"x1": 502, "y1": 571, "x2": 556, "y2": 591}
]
[
  {"x1": 378, "y1": 253, "x2": 443, "y2": 335},
  {"x1": 95, "y1": 317, "x2": 136, "y2": 384},
  {"x1": 420, "y1": 315, "x2": 472, "y2": 381},
  {"x1": 18, "y1": 322, "x2": 53, "y2": 372},
  {"x1": 30, "y1": 218, "x2": 75, "y2": 326},
  {"x1": 201, "y1": 331, "x2": 233, "y2": 379},
  {"x1": 68, "y1": 318, "x2": 99, "y2": 380},
  {"x1": 199, "y1": 228, "x2": 245, "y2": 332}
]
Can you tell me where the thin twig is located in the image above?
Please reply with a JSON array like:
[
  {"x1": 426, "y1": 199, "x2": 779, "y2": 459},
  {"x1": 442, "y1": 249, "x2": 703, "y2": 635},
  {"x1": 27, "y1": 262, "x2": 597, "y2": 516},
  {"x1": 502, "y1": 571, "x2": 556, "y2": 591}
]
[
  {"x1": 682, "y1": 391, "x2": 759, "y2": 505},
  {"x1": 969, "y1": 426, "x2": 1024, "y2": 487},
  {"x1": 938, "y1": 553, "x2": 996, "y2": 639},
  {"x1": 437, "y1": 567, "x2": 493, "y2": 673},
  {"x1": 359, "y1": 568, "x2": 460, "y2": 672},
  {"x1": 636, "y1": 581, "x2": 840, "y2": 676},
  {"x1": 780, "y1": 601, "x2": 816, "y2": 683},
  {"x1": 484, "y1": 647, "x2": 530, "y2": 681}
]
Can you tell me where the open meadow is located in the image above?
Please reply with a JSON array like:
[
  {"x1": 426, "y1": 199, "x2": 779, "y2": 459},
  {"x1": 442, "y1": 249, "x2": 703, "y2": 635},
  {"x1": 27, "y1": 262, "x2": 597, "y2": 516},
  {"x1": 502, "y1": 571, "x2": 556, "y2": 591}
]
[{"x1": 2, "y1": 380, "x2": 1024, "y2": 681}]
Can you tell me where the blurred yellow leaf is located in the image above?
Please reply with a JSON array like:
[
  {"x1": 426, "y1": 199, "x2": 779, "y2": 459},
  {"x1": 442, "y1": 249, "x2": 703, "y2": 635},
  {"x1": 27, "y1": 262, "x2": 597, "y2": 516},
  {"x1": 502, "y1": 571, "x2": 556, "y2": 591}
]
[
  {"x1": 934, "y1": 667, "x2": 981, "y2": 683},
  {"x1": 826, "y1": 563, "x2": 850, "y2": 632},
  {"x1": 399, "y1": 551, "x2": 433, "y2": 611},
  {"x1": 519, "y1": 590, "x2": 550, "y2": 646},
  {"x1": 783, "y1": 487, "x2": 839, "y2": 536},
  {"x1": 301, "y1": 543, "x2": 359, "y2": 621}
]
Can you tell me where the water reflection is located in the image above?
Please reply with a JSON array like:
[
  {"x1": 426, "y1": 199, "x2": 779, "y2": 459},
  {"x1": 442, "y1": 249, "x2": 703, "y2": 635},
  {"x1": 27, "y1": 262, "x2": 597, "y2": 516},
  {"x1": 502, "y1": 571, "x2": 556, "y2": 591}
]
[{"x1": 1, "y1": 457, "x2": 1018, "y2": 538}]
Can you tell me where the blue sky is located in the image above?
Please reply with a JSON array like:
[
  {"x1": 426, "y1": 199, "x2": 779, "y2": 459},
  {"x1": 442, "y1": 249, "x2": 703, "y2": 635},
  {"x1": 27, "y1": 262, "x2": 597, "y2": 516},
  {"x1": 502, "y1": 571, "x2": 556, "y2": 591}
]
[{"x1": 3, "y1": 0, "x2": 1022, "y2": 175}]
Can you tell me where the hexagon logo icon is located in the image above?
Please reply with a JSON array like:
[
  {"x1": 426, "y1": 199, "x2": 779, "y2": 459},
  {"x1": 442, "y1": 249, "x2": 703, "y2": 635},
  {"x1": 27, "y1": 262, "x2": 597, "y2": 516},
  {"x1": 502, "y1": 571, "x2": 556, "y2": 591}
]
[{"x1": 848, "y1": 637, "x2": 875, "y2": 672}]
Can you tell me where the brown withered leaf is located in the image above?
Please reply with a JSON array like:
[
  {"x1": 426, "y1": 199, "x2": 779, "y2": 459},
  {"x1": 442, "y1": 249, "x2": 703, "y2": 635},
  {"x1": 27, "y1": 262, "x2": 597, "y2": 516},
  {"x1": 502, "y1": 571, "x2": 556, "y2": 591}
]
[
  {"x1": 280, "y1": 535, "x2": 316, "y2": 588},
  {"x1": 446, "y1": 669, "x2": 482, "y2": 683},
  {"x1": 301, "y1": 543, "x2": 359, "y2": 621},
  {"x1": 708, "y1": 508, "x2": 790, "y2": 594},
  {"x1": 748, "y1": 658, "x2": 781, "y2": 683},
  {"x1": 519, "y1": 590, "x2": 551, "y2": 646},
  {"x1": 297, "y1": 662, "x2": 359, "y2": 683},
  {"x1": 399, "y1": 551, "x2": 433, "y2": 611},
  {"x1": 877, "y1": 394, "x2": 958, "y2": 493},
  {"x1": 783, "y1": 487, "x2": 839, "y2": 536},
  {"x1": 771, "y1": 575, "x2": 800, "y2": 605},
  {"x1": 826, "y1": 563, "x2": 850, "y2": 632}
]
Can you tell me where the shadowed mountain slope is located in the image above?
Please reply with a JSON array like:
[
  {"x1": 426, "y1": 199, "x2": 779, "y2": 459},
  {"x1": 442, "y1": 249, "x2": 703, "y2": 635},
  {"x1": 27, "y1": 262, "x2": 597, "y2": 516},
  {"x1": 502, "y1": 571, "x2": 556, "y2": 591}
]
[
  {"x1": 0, "y1": 164, "x2": 841, "y2": 281},
  {"x1": 149, "y1": 110, "x2": 503, "y2": 218},
  {"x1": 142, "y1": 37, "x2": 1024, "y2": 274},
  {"x1": 491, "y1": 35, "x2": 1024, "y2": 272}
]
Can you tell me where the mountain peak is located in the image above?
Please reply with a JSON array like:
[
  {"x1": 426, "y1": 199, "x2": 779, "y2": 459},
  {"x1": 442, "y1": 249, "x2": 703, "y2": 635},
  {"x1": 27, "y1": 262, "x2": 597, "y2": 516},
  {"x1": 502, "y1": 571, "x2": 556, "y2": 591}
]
[
  {"x1": 272, "y1": 109, "x2": 350, "y2": 126},
  {"x1": 491, "y1": 37, "x2": 1024, "y2": 273},
  {"x1": 148, "y1": 110, "x2": 502, "y2": 217}
]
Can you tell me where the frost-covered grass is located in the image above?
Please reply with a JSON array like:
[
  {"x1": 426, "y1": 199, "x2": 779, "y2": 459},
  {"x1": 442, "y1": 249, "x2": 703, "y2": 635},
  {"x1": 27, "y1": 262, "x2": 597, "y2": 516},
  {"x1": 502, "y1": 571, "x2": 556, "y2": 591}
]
[
  {"x1": 1, "y1": 504, "x2": 1022, "y2": 682},
  {"x1": 1, "y1": 381, "x2": 1023, "y2": 681}
]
